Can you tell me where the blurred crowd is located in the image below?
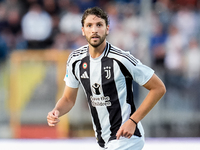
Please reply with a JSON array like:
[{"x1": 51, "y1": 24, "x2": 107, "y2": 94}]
[{"x1": 0, "y1": 0, "x2": 200, "y2": 107}]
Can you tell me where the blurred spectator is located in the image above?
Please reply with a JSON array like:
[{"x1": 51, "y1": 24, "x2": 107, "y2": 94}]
[
  {"x1": 58, "y1": 4, "x2": 82, "y2": 49},
  {"x1": 49, "y1": 14, "x2": 60, "y2": 45},
  {"x1": 106, "y1": 4, "x2": 123, "y2": 49},
  {"x1": 6, "y1": 8, "x2": 21, "y2": 36},
  {"x1": 107, "y1": 23, "x2": 124, "y2": 49},
  {"x1": 164, "y1": 24, "x2": 187, "y2": 73},
  {"x1": 0, "y1": 3, "x2": 7, "y2": 32},
  {"x1": 0, "y1": 35, "x2": 8, "y2": 62},
  {"x1": 57, "y1": 0, "x2": 71, "y2": 16},
  {"x1": 173, "y1": 6, "x2": 198, "y2": 40},
  {"x1": 164, "y1": 24, "x2": 187, "y2": 89},
  {"x1": 183, "y1": 38, "x2": 200, "y2": 82},
  {"x1": 0, "y1": 2, "x2": 26, "y2": 50},
  {"x1": 154, "y1": 0, "x2": 173, "y2": 33},
  {"x1": 150, "y1": 13, "x2": 167, "y2": 67},
  {"x1": 120, "y1": 3, "x2": 141, "y2": 53},
  {"x1": 183, "y1": 37, "x2": 200, "y2": 110},
  {"x1": 21, "y1": 3, "x2": 52, "y2": 49},
  {"x1": 6, "y1": 7, "x2": 27, "y2": 50},
  {"x1": 105, "y1": 3, "x2": 119, "y2": 32},
  {"x1": 19, "y1": 0, "x2": 40, "y2": 15},
  {"x1": 106, "y1": 3, "x2": 147, "y2": 60},
  {"x1": 42, "y1": 0, "x2": 59, "y2": 16},
  {"x1": 59, "y1": 4, "x2": 82, "y2": 35}
]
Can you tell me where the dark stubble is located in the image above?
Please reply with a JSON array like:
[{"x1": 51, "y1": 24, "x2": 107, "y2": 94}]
[{"x1": 85, "y1": 32, "x2": 107, "y2": 48}]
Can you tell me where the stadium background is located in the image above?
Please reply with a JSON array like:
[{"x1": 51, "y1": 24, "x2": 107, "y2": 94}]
[{"x1": 0, "y1": 0, "x2": 200, "y2": 149}]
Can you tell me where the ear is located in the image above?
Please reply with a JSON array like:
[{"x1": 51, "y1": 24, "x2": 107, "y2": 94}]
[
  {"x1": 106, "y1": 25, "x2": 109, "y2": 35},
  {"x1": 82, "y1": 27, "x2": 85, "y2": 36}
]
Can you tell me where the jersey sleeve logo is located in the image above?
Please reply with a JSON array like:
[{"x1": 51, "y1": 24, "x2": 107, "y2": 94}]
[
  {"x1": 66, "y1": 68, "x2": 69, "y2": 77},
  {"x1": 82, "y1": 62, "x2": 87, "y2": 69}
]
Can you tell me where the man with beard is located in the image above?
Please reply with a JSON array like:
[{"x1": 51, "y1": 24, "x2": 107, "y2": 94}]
[{"x1": 47, "y1": 7, "x2": 166, "y2": 150}]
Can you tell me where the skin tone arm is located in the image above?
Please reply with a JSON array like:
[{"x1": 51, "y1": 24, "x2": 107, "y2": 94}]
[
  {"x1": 116, "y1": 73, "x2": 166, "y2": 139},
  {"x1": 47, "y1": 85, "x2": 78, "y2": 127}
]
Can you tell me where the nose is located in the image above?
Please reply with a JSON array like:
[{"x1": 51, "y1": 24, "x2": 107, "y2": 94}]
[{"x1": 92, "y1": 25, "x2": 98, "y2": 33}]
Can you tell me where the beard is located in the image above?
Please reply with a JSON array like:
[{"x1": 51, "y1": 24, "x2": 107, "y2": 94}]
[{"x1": 85, "y1": 32, "x2": 107, "y2": 48}]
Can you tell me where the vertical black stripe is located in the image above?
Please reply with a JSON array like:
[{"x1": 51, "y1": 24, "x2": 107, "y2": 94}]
[
  {"x1": 72, "y1": 60, "x2": 80, "y2": 80},
  {"x1": 101, "y1": 57, "x2": 122, "y2": 141},
  {"x1": 113, "y1": 59, "x2": 141, "y2": 137},
  {"x1": 104, "y1": 42, "x2": 110, "y2": 57},
  {"x1": 79, "y1": 56, "x2": 105, "y2": 147}
]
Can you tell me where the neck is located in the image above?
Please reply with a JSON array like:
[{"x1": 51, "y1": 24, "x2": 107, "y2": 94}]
[{"x1": 89, "y1": 40, "x2": 106, "y2": 58}]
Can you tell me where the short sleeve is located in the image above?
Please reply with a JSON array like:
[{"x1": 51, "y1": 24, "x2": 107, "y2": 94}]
[
  {"x1": 132, "y1": 61, "x2": 154, "y2": 86},
  {"x1": 116, "y1": 50, "x2": 154, "y2": 86},
  {"x1": 64, "y1": 63, "x2": 79, "y2": 88}
]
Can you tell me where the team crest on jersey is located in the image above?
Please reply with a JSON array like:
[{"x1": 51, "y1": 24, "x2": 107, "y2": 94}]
[
  {"x1": 104, "y1": 66, "x2": 111, "y2": 79},
  {"x1": 82, "y1": 62, "x2": 87, "y2": 69}
]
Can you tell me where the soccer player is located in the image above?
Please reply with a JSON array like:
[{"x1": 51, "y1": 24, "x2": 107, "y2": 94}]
[{"x1": 47, "y1": 7, "x2": 166, "y2": 150}]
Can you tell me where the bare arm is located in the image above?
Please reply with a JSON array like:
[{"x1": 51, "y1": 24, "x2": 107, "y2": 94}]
[
  {"x1": 116, "y1": 73, "x2": 166, "y2": 139},
  {"x1": 130, "y1": 73, "x2": 166, "y2": 122},
  {"x1": 47, "y1": 85, "x2": 78, "y2": 126}
]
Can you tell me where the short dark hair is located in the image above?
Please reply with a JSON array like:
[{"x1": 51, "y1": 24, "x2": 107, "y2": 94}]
[{"x1": 81, "y1": 7, "x2": 109, "y2": 27}]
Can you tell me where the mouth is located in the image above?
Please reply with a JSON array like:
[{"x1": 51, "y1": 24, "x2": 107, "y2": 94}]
[{"x1": 91, "y1": 35, "x2": 100, "y2": 40}]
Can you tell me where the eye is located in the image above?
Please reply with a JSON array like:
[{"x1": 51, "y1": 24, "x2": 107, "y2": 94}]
[
  {"x1": 97, "y1": 23, "x2": 102, "y2": 27},
  {"x1": 86, "y1": 24, "x2": 92, "y2": 27}
]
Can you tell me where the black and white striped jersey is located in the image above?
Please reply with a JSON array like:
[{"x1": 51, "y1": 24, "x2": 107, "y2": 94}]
[{"x1": 64, "y1": 42, "x2": 154, "y2": 148}]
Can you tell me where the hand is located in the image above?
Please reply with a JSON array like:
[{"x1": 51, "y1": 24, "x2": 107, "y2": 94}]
[
  {"x1": 47, "y1": 110, "x2": 60, "y2": 127},
  {"x1": 116, "y1": 119, "x2": 136, "y2": 139}
]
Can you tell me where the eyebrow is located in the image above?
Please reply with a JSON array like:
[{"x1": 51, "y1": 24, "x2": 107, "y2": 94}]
[{"x1": 85, "y1": 21, "x2": 104, "y2": 25}]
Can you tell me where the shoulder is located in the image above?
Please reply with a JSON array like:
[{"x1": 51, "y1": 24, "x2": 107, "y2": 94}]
[
  {"x1": 67, "y1": 45, "x2": 88, "y2": 65},
  {"x1": 108, "y1": 44, "x2": 139, "y2": 66}
]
